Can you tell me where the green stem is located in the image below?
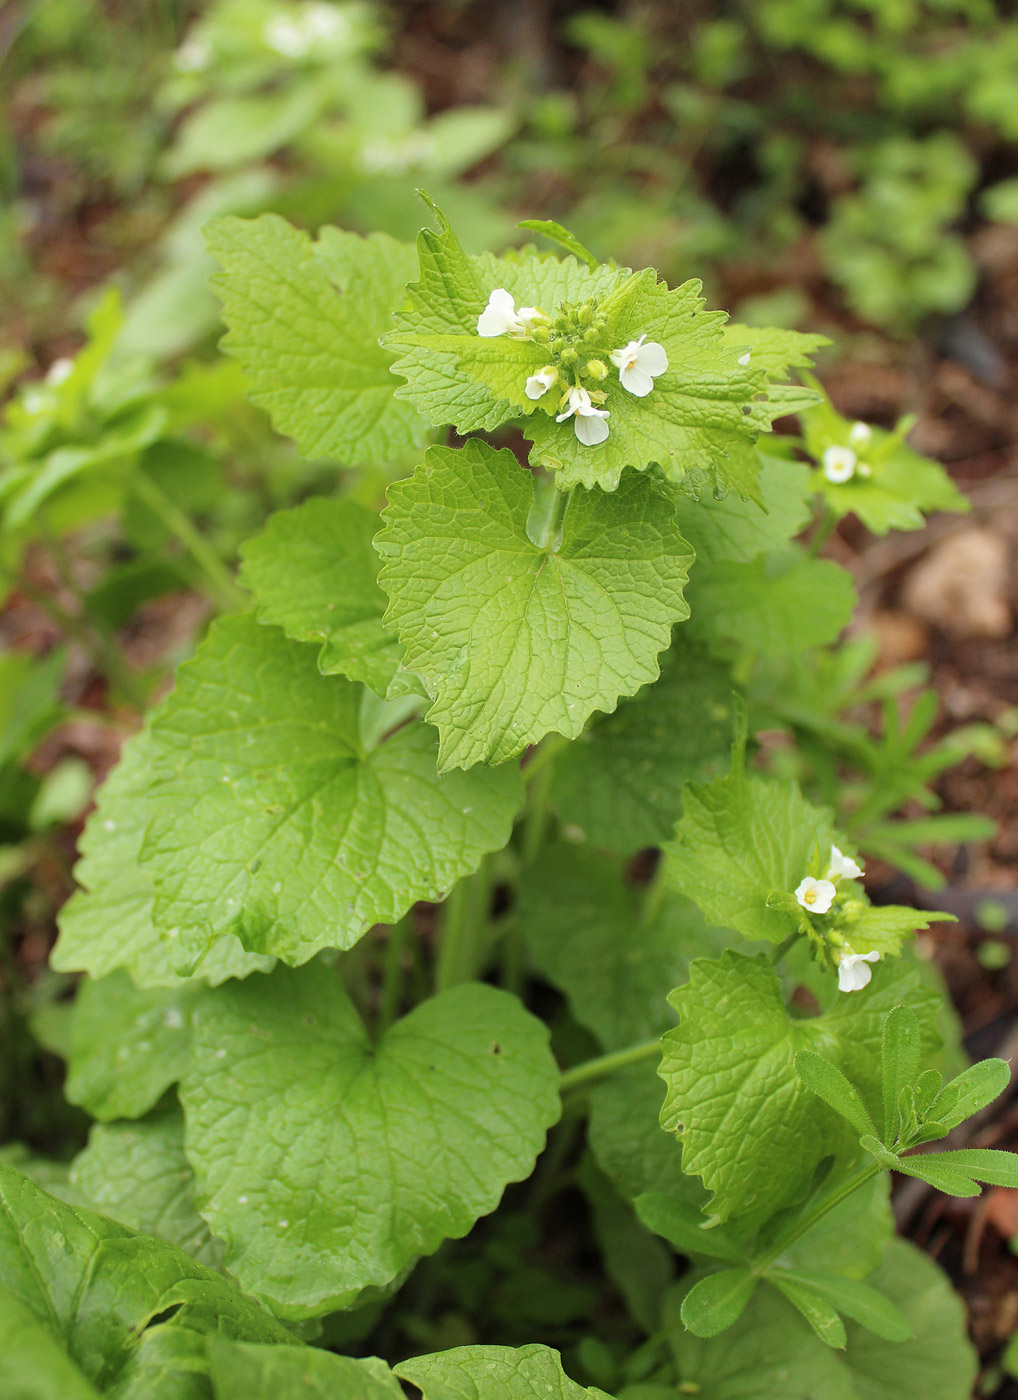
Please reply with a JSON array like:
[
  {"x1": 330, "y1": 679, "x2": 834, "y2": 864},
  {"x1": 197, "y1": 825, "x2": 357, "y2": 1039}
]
[
  {"x1": 752, "y1": 1161, "x2": 883, "y2": 1273},
  {"x1": 129, "y1": 470, "x2": 246, "y2": 612},
  {"x1": 435, "y1": 862, "x2": 491, "y2": 993},
  {"x1": 642, "y1": 856, "x2": 669, "y2": 926},
  {"x1": 770, "y1": 930, "x2": 802, "y2": 965},
  {"x1": 526, "y1": 474, "x2": 573, "y2": 552},
  {"x1": 559, "y1": 1038, "x2": 662, "y2": 1095},
  {"x1": 521, "y1": 756, "x2": 555, "y2": 867},
  {"x1": 808, "y1": 504, "x2": 838, "y2": 558},
  {"x1": 377, "y1": 916, "x2": 412, "y2": 1034}
]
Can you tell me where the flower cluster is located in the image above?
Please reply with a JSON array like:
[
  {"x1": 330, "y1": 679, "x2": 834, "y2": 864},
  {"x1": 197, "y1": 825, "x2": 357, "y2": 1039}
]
[
  {"x1": 822, "y1": 421, "x2": 873, "y2": 484},
  {"x1": 476, "y1": 288, "x2": 669, "y2": 447},
  {"x1": 794, "y1": 845, "x2": 878, "y2": 992}
]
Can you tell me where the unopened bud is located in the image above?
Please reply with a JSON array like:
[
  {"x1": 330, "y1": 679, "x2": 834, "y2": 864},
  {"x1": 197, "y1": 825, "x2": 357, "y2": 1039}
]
[{"x1": 583, "y1": 359, "x2": 608, "y2": 380}]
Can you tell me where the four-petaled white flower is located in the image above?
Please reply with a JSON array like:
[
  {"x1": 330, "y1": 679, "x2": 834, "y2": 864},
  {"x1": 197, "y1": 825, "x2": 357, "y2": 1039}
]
[
  {"x1": 477, "y1": 289, "x2": 542, "y2": 339},
  {"x1": 610, "y1": 334, "x2": 669, "y2": 397},
  {"x1": 556, "y1": 386, "x2": 610, "y2": 446},
  {"x1": 795, "y1": 876, "x2": 837, "y2": 914},
  {"x1": 822, "y1": 445, "x2": 857, "y2": 484},
  {"x1": 827, "y1": 845, "x2": 863, "y2": 881},
  {"x1": 837, "y1": 949, "x2": 880, "y2": 993},
  {"x1": 525, "y1": 367, "x2": 558, "y2": 400}
]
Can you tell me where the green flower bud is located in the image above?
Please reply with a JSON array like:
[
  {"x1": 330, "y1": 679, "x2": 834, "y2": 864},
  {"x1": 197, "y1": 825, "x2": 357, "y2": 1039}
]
[
  {"x1": 583, "y1": 359, "x2": 608, "y2": 379},
  {"x1": 583, "y1": 326, "x2": 600, "y2": 346},
  {"x1": 559, "y1": 346, "x2": 579, "y2": 366}
]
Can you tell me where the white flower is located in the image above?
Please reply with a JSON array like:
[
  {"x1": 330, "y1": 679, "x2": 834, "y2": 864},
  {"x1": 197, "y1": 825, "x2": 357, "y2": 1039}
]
[
  {"x1": 556, "y1": 386, "x2": 610, "y2": 446},
  {"x1": 737, "y1": 351, "x2": 751, "y2": 366},
  {"x1": 304, "y1": 3, "x2": 350, "y2": 41},
  {"x1": 822, "y1": 445, "x2": 857, "y2": 484},
  {"x1": 794, "y1": 876, "x2": 837, "y2": 914},
  {"x1": 477, "y1": 289, "x2": 542, "y2": 339},
  {"x1": 610, "y1": 334, "x2": 668, "y2": 397},
  {"x1": 45, "y1": 357, "x2": 74, "y2": 386},
  {"x1": 174, "y1": 36, "x2": 212, "y2": 71},
  {"x1": 264, "y1": 15, "x2": 309, "y2": 57},
  {"x1": 848, "y1": 420, "x2": 872, "y2": 446},
  {"x1": 827, "y1": 845, "x2": 863, "y2": 881},
  {"x1": 837, "y1": 949, "x2": 880, "y2": 993},
  {"x1": 525, "y1": 367, "x2": 558, "y2": 400}
]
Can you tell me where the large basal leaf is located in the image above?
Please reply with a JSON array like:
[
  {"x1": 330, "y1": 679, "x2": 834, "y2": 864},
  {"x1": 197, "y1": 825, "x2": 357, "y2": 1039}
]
[
  {"x1": 518, "y1": 839, "x2": 737, "y2": 1050},
  {"x1": 238, "y1": 496, "x2": 404, "y2": 696},
  {"x1": 0, "y1": 1283, "x2": 102, "y2": 1400},
  {"x1": 180, "y1": 966, "x2": 560, "y2": 1317},
  {"x1": 205, "y1": 215, "x2": 429, "y2": 468},
  {"x1": 205, "y1": 1338, "x2": 403, "y2": 1400},
  {"x1": 140, "y1": 615, "x2": 522, "y2": 971},
  {"x1": 395, "y1": 1344, "x2": 614, "y2": 1400},
  {"x1": 52, "y1": 726, "x2": 272, "y2": 988},
  {"x1": 667, "y1": 1238, "x2": 976, "y2": 1400},
  {"x1": 548, "y1": 640, "x2": 736, "y2": 853},
  {"x1": 375, "y1": 440, "x2": 693, "y2": 770},
  {"x1": 64, "y1": 970, "x2": 200, "y2": 1122},
  {"x1": 70, "y1": 1109, "x2": 223, "y2": 1269},
  {"x1": 0, "y1": 1164, "x2": 290, "y2": 1395},
  {"x1": 658, "y1": 952, "x2": 938, "y2": 1226}
]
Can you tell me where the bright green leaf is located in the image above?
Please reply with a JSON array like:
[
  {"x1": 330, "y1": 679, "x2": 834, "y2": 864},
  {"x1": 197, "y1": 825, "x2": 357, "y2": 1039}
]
[
  {"x1": 0, "y1": 1283, "x2": 102, "y2": 1400},
  {"x1": 881, "y1": 1005, "x2": 922, "y2": 1141},
  {"x1": 668, "y1": 1238, "x2": 976, "y2": 1400},
  {"x1": 769, "y1": 1275, "x2": 847, "y2": 1349},
  {"x1": 141, "y1": 615, "x2": 522, "y2": 970},
  {"x1": 680, "y1": 1268, "x2": 758, "y2": 1337},
  {"x1": 206, "y1": 215, "x2": 429, "y2": 468},
  {"x1": 64, "y1": 971, "x2": 199, "y2": 1122},
  {"x1": 663, "y1": 724, "x2": 836, "y2": 944},
  {"x1": 659, "y1": 952, "x2": 938, "y2": 1225},
  {"x1": 239, "y1": 497, "x2": 404, "y2": 696},
  {"x1": 802, "y1": 395, "x2": 968, "y2": 536},
  {"x1": 518, "y1": 839, "x2": 736, "y2": 1050},
  {"x1": 548, "y1": 640, "x2": 736, "y2": 853},
  {"x1": 0, "y1": 1164, "x2": 290, "y2": 1393},
  {"x1": 70, "y1": 1109, "x2": 223, "y2": 1269},
  {"x1": 686, "y1": 551, "x2": 857, "y2": 656},
  {"x1": 635, "y1": 1194, "x2": 747, "y2": 1263},
  {"x1": 927, "y1": 1059, "x2": 1011, "y2": 1132},
  {"x1": 588, "y1": 1062, "x2": 706, "y2": 1208},
  {"x1": 794, "y1": 1050, "x2": 877, "y2": 1139},
  {"x1": 180, "y1": 967, "x2": 560, "y2": 1317},
  {"x1": 206, "y1": 1337, "x2": 404, "y2": 1400},
  {"x1": 775, "y1": 1270, "x2": 913, "y2": 1343},
  {"x1": 52, "y1": 726, "x2": 272, "y2": 988},
  {"x1": 673, "y1": 454, "x2": 813, "y2": 566},
  {"x1": 395, "y1": 1343, "x2": 614, "y2": 1400},
  {"x1": 376, "y1": 441, "x2": 693, "y2": 770}
]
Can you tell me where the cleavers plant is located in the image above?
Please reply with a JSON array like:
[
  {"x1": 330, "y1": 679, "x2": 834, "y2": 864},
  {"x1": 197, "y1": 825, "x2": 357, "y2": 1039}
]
[{"x1": 6, "y1": 202, "x2": 1014, "y2": 1400}]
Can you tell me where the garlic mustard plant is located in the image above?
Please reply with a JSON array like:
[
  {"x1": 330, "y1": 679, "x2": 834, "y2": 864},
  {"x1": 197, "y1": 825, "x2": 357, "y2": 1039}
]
[{"x1": 22, "y1": 203, "x2": 1010, "y2": 1400}]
